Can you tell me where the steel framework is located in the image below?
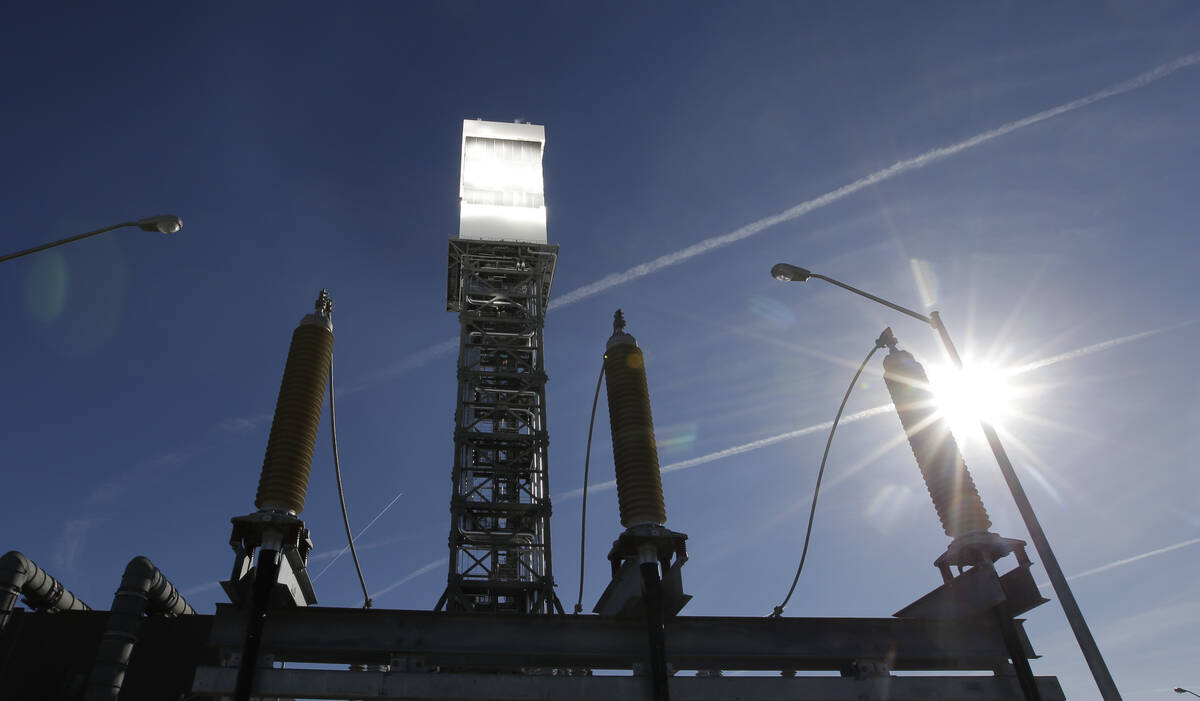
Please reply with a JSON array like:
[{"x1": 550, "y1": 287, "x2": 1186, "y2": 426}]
[
  {"x1": 0, "y1": 606, "x2": 1065, "y2": 700},
  {"x1": 437, "y1": 238, "x2": 563, "y2": 614}
]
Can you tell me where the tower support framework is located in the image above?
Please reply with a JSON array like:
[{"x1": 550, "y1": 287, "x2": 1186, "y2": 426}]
[{"x1": 437, "y1": 237, "x2": 563, "y2": 614}]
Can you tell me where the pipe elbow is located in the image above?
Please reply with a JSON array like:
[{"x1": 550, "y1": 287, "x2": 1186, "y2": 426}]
[
  {"x1": 123, "y1": 556, "x2": 156, "y2": 577},
  {"x1": 1, "y1": 550, "x2": 35, "y2": 589},
  {"x1": 119, "y1": 556, "x2": 194, "y2": 617},
  {"x1": 1, "y1": 551, "x2": 91, "y2": 631},
  {"x1": 0, "y1": 551, "x2": 35, "y2": 631},
  {"x1": 1, "y1": 550, "x2": 32, "y2": 570}
]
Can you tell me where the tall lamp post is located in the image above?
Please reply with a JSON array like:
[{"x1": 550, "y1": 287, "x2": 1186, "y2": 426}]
[
  {"x1": 770, "y1": 262, "x2": 1121, "y2": 701},
  {"x1": 1176, "y1": 689, "x2": 1200, "y2": 698},
  {"x1": 0, "y1": 215, "x2": 183, "y2": 264}
]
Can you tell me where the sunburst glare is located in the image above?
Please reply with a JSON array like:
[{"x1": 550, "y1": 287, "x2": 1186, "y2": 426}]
[{"x1": 925, "y1": 362, "x2": 1023, "y2": 447}]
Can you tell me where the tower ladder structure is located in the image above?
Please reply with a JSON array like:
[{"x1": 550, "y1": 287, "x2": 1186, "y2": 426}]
[{"x1": 437, "y1": 119, "x2": 563, "y2": 614}]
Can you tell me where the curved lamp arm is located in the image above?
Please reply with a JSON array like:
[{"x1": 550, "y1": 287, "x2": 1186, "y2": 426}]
[{"x1": 1, "y1": 215, "x2": 183, "y2": 264}]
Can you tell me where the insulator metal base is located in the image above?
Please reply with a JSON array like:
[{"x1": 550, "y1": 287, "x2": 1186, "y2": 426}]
[
  {"x1": 224, "y1": 511, "x2": 317, "y2": 608},
  {"x1": 935, "y1": 533, "x2": 1028, "y2": 574},
  {"x1": 917, "y1": 535, "x2": 1049, "y2": 621},
  {"x1": 594, "y1": 524, "x2": 690, "y2": 618}
]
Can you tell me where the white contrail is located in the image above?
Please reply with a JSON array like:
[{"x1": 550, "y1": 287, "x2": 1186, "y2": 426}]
[
  {"x1": 1038, "y1": 537, "x2": 1200, "y2": 588},
  {"x1": 312, "y1": 489, "x2": 405, "y2": 582},
  {"x1": 370, "y1": 557, "x2": 447, "y2": 603},
  {"x1": 549, "y1": 51, "x2": 1200, "y2": 309},
  {"x1": 557, "y1": 404, "x2": 895, "y2": 501},
  {"x1": 308, "y1": 533, "x2": 411, "y2": 563},
  {"x1": 1010, "y1": 320, "x2": 1197, "y2": 376},
  {"x1": 180, "y1": 581, "x2": 222, "y2": 597},
  {"x1": 379, "y1": 52, "x2": 1200, "y2": 375},
  {"x1": 355, "y1": 338, "x2": 459, "y2": 392}
]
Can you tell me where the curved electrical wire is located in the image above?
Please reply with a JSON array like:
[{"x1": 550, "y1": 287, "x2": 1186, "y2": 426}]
[
  {"x1": 574, "y1": 362, "x2": 606, "y2": 614},
  {"x1": 330, "y1": 349, "x2": 372, "y2": 609},
  {"x1": 770, "y1": 332, "x2": 889, "y2": 617}
]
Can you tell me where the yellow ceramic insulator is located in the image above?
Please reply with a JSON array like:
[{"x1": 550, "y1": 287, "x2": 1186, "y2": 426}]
[
  {"x1": 604, "y1": 316, "x2": 667, "y2": 528},
  {"x1": 255, "y1": 313, "x2": 333, "y2": 514},
  {"x1": 882, "y1": 349, "x2": 992, "y2": 538}
]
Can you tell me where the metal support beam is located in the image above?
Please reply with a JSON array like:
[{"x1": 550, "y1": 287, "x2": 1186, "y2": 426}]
[
  {"x1": 207, "y1": 605, "x2": 1038, "y2": 672},
  {"x1": 2, "y1": 607, "x2": 1063, "y2": 700},
  {"x1": 192, "y1": 667, "x2": 1065, "y2": 701}
]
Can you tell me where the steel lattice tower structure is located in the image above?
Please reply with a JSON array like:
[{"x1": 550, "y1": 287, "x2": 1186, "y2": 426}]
[{"x1": 436, "y1": 120, "x2": 564, "y2": 614}]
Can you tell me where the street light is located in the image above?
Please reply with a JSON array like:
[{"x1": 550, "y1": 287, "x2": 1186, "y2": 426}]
[
  {"x1": 771, "y1": 262, "x2": 1122, "y2": 701},
  {"x1": 1176, "y1": 689, "x2": 1200, "y2": 698},
  {"x1": 0, "y1": 215, "x2": 184, "y2": 264}
]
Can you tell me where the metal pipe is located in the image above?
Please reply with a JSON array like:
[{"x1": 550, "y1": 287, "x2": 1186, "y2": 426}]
[
  {"x1": 0, "y1": 551, "x2": 90, "y2": 631},
  {"x1": 84, "y1": 556, "x2": 194, "y2": 701}
]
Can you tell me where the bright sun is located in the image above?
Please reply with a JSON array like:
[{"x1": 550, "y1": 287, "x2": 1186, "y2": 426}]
[{"x1": 926, "y1": 362, "x2": 1019, "y2": 444}]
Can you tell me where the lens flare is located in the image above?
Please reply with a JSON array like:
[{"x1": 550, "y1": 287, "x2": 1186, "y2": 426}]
[{"x1": 24, "y1": 251, "x2": 70, "y2": 323}]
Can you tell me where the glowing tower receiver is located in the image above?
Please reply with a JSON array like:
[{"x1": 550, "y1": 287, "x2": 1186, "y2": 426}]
[
  {"x1": 459, "y1": 119, "x2": 547, "y2": 244},
  {"x1": 438, "y1": 120, "x2": 563, "y2": 613}
]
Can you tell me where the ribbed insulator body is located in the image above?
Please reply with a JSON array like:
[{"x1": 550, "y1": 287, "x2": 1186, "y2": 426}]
[
  {"x1": 255, "y1": 316, "x2": 333, "y2": 514},
  {"x1": 882, "y1": 349, "x2": 992, "y2": 539},
  {"x1": 604, "y1": 335, "x2": 667, "y2": 528}
]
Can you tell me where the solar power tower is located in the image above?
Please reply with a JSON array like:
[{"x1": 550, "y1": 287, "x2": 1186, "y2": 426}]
[{"x1": 436, "y1": 120, "x2": 564, "y2": 614}]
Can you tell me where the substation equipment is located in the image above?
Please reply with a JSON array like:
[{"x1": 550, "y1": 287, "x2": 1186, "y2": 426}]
[{"x1": 0, "y1": 121, "x2": 1064, "y2": 701}]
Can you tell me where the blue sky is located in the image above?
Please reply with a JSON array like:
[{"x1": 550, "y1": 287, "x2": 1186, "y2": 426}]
[{"x1": 2, "y1": 2, "x2": 1199, "y2": 698}]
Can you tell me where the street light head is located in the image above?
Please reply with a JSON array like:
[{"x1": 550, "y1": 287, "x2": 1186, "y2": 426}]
[
  {"x1": 771, "y1": 263, "x2": 811, "y2": 283},
  {"x1": 136, "y1": 214, "x2": 183, "y2": 234}
]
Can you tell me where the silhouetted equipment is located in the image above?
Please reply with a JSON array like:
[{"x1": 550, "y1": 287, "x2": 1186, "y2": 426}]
[{"x1": 2, "y1": 603, "x2": 1066, "y2": 699}]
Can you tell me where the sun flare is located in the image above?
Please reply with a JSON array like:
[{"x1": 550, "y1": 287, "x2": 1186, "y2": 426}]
[{"x1": 926, "y1": 362, "x2": 1020, "y2": 444}]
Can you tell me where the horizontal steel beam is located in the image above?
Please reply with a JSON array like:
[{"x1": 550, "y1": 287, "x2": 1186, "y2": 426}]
[
  {"x1": 192, "y1": 667, "x2": 1065, "y2": 701},
  {"x1": 208, "y1": 606, "x2": 1037, "y2": 671}
]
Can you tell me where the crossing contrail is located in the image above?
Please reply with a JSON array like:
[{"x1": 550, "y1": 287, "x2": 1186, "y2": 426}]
[
  {"x1": 311, "y1": 489, "x2": 405, "y2": 582},
  {"x1": 548, "y1": 51, "x2": 1200, "y2": 309},
  {"x1": 376, "y1": 51, "x2": 1200, "y2": 379}
]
